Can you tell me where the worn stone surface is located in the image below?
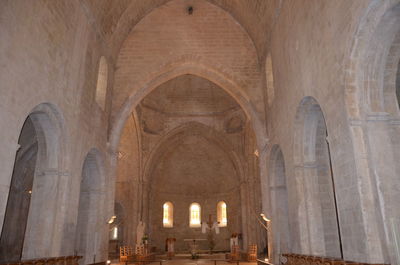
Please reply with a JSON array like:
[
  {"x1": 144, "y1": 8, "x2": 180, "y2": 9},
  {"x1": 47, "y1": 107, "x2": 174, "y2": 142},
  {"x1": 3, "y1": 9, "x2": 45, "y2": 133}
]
[{"x1": 0, "y1": 1, "x2": 400, "y2": 265}]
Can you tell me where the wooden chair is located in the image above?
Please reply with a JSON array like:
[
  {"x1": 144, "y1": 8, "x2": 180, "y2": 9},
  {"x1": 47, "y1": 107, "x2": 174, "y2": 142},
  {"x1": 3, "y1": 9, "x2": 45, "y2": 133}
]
[
  {"x1": 228, "y1": 245, "x2": 240, "y2": 262},
  {"x1": 120, "y1": 246, "x2": 134, "y2": 263},
  {"x1": 280, "y1": 253, "x2": 392, "y2": 265},
  {"x1": 247, "y1": 244, "x2": 257, "y2": 262}
]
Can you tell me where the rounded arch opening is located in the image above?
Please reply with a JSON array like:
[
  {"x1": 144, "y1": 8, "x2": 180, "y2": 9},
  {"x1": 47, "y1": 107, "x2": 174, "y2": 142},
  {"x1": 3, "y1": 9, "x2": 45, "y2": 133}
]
[
  {"x1": 189, "y1": 203, "x2": 201, "y2": 228},
  {"x1": 143, "y1": 122, "x2": 244, "y2": 183},
  {"x1": 345, "y1": 2, "x2": 400, "y2": 117},
  {"x1": 217, "y1": 201, "x2": 227, "y2": 227},
  {"x1": 144, "y1": 122, "x2": 243, "y2": 252},
  {"x1": 96, "y1": 56, "x2": 108, "y2": 111},
  {"x1": 162, "y1": 202, "x2": 174, "y2": 228},
  {"x1": 268, "y1": 145, "x2": 290, "y2": 263},
  {"x1": 108, "y1": 202, "x2": 125, "y2": 259},
  {"x1": 265, "y1": 54, "x2": 275, "y2": 107},
  {"x1": 75, "y1": 148, "x2": 106, "y2": 265},
  {"x1": 109, "y1": 64, "x2": 266, "y2": 155},
  {"x1": 293, "y1": 97, "x2": 342, "y2": 258},
  {"x1": 0, "y1": 103, "x2": 65, "y2": 262}
]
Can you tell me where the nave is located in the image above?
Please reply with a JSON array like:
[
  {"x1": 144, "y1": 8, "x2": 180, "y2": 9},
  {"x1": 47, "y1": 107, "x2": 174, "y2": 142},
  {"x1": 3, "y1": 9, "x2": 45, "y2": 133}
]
[{"x1": 0, "y1": 1, "x2": 400, "y2": 265}]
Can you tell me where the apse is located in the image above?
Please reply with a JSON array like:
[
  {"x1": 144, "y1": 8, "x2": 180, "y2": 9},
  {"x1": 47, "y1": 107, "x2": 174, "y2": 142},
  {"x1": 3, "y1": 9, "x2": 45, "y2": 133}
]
[
  {"x1": 113, "y1": 73, "x2": 262, "y2": 256},
  {"x1": 149, "y1": 132, "x2": 241, "y2": 251}
]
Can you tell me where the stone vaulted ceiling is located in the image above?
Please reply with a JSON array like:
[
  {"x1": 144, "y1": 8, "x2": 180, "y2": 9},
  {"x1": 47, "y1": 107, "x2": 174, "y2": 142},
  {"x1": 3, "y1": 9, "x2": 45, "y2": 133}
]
[
  {"x1": 81, "y1": 0, "x2": 282, "y2": 61},
  {"x1": 140, "y1": 74, "x2": 240, "y2": 116}
]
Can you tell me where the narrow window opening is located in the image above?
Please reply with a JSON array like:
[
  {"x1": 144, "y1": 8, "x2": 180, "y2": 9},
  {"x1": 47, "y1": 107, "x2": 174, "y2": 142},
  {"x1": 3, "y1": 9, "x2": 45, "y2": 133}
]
[
  {"x1": 111, "y1": 227, "x2": 118, "y2": 240},
  {"x1": 95, "y1": 56, "x2": 108, "y2": 110},
  {"x1": 217, "y1": 201, "x2": 227, "y2": 227},
  {"x1": 189, "y1": 203, "x2": 201, "y2": 227},
  {"x1": 163, "y1": 202, "x2": 173, "y2": 228}
]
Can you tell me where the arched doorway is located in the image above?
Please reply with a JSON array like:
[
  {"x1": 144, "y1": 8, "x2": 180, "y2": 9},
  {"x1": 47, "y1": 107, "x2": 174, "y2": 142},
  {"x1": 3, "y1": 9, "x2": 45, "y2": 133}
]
[
  {"x1": 75, "y1": 149, "x2": 106, "y2": 264},
  {"x1": 269, "y1": 145, "x2": 290, "y2": 263},
  {"x1": 0, "y1": 117, "x2": 37, "y2": 262},
  {"x1": 0, "y1": 103, "x2": 65, "y2": 262},
  {"x1": 293, "y1": 97, "x2": 342, "y2": 258}
]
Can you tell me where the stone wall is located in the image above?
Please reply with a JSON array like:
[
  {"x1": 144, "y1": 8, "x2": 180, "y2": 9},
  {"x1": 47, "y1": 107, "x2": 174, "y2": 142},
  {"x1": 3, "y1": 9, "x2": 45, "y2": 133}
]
[
  {"x1": 0, "y1": 0, "x2": 114, "y2": 261},
  {"x1": 2, "y1": 1, "x2": 400, "y2": 265},
  {"x1": 265, "y1": 0, "x2": 400, "y2": 264},
  {"x1": 148, "y1": 134, "x2": 242, "y2": 252}
]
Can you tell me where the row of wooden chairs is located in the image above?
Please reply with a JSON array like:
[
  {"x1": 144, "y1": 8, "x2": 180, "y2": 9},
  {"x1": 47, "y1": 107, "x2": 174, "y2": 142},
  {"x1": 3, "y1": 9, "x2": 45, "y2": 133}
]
[
  {"x1": 281, "y1": 253, "x2": 390, "y2": 265},
  {"x1": 226, "y1": 244, "x2": 257, "y2": 262},
  {"x1": 0, "y1": 256, "x2": 82, "y2": 265},
  {"x1": 120, "y1": 246, "x2": 134, "y2": 262},
  {"x1": 119, "y1": 246, "x2": 154, "y2": 264}
]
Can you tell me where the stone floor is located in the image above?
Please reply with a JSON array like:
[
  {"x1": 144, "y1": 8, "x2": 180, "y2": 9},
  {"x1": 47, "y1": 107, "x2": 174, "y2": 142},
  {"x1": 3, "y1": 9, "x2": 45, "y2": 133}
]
[
  {"x1": 110, "y1": 252, "x2": 261, "y2": 265},
  {"x1": 156, "y1": 259, "x2": 257, "y2": 265},
  {"x1": 115, "y1": 261, "x2": 257, "y2": 265},
  {"x1": 111, "y1": 259, "x2": 258, "y2": 265}
]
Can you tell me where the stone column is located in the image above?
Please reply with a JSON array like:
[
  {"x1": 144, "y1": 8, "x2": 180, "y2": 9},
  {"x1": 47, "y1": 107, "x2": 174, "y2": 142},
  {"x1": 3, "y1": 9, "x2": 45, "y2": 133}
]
[
  {"x1": 51, "y1": 170, "x2": 73, "y2": 256},
  {"x1": 300, "y1": 163, "x2": 325, "y2": 255},
  {"x1": 365, "y1": 113, "x2": 399, "y2": 263},
  {"x1": 22, "y1": 169, "x2": 62, "y2": 259},
  {"x1": 348, "y1": 119, "x2": 388, "y2": 263},
  {"x1": 240, "y1": 181, "x2": 249, "y2": 249}
]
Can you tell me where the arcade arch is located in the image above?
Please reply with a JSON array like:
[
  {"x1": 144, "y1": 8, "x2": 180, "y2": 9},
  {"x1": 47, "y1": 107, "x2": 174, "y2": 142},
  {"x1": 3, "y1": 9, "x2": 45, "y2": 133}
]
[
  {"x1": 293, "y1": 97, "x2": 341, "y2": 258},
  {"x1": 268, "y1": 145, "x2": 290, "y2": 263},
  {"x1": 75, "y1": 149, "x2": 107, "y2": 265},
  {"x1": 0, "y1": 103, "x2": 66, "y2": 261}
]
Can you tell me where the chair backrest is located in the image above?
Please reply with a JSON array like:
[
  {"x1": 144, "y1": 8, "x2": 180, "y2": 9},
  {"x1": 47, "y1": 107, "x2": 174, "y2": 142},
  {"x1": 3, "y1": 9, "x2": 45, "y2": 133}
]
[
  {"x1": 232, "y1": 245, "x2": 240, "y2": 254},
  {"x1": 248, "y1": 244, "x2": 257, "y2": 254},
  {"x1": 120, "y1": 246, "x2": 134, "y2": 256}
]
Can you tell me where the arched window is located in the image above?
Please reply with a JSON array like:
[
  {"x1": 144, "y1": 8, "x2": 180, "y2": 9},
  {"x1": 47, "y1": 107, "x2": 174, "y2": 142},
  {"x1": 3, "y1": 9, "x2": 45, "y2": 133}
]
[
  {"x1": 110, "y1": 226, "x2": 118, "y2": 240},
  {"x1": 189, "y1": 203, "x2": 201, "y2": 227},
  {"x1": 266, "y1": 54, "x2": 275, "y2": 106},
  {"x1": 163, "y1": 202, "x2": 173, "y2": 228},
  {"x1": 95, "y1": 56, "x2": 108, "y2": 110},
  {"x1": 217, "y1": 201, "x2": 227, "y2": 227}
]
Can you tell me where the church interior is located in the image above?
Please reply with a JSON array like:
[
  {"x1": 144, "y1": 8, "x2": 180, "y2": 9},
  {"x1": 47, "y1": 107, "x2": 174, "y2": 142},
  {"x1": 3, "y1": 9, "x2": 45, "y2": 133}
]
[{"x1": 0, "y1": 1, "x2": 400, "y2": 265}]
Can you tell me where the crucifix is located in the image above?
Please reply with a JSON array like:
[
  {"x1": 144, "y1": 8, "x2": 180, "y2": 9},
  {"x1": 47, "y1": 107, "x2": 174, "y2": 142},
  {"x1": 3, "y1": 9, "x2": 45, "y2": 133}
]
[
  {"x1": 205, "y1": 214, "x2": 218, "y2": 229},
  {"x1": 201, "y1": 214, "x2": 220, "y2": 254}
]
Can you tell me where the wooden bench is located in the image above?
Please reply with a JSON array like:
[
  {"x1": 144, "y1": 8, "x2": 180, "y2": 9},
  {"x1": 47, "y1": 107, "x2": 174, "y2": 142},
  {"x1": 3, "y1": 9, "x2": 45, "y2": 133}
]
[
  {"x1": 0, "y1": 256, "x2": 82, "y2": 265},
  {"x1": 281, "y1": 253, "x2": 390, "y2": 265}
]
